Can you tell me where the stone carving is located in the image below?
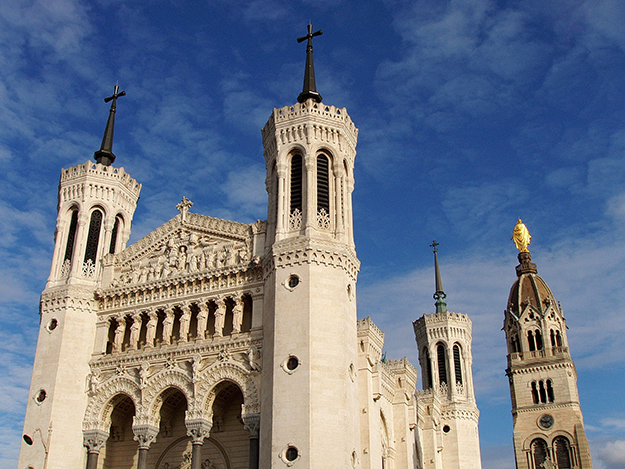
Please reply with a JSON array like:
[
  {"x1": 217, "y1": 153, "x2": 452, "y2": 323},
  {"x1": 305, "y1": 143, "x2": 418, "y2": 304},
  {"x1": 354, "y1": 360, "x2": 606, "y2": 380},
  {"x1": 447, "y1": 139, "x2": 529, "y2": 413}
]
[
  {"x1": 83, "y1": 429, "x2": 109, "y2": 453},
  {"x1": 197, "y1": 361, "x2": 260, "y2": 415},
  {"x1": 139, "y1": 362, "x2": 150, "y2": 389},
  {"x1": 232, "y1": 298, "x2": 243, "y2": 334},
  {"x1": 214, "y1": 299, "x2": 226, "y2": 338},
  {"x1": 129, "y1": 315, "x2": 141, "y2": 350},
  {"x1": 85, "y1": 368, "x2": 101, "y2": 396},
  {"x1": 242, "y1": 413, "x2": 260, "y2": 438},
  {"x1": 317, "y1": 208, "x2": 331, "y2": 230},
  {"x1": 132, "y1": 423, "x2": 159, "y2": 449},
  {"x1": 289, "y1": 208, "x2": 302, "y2": 230},
  {"x1": 83, "y1": 375, "x2": 141, "y2": 433},
  {"x1": 247, "y1": 345, "x2": 261, "y2": 372}
]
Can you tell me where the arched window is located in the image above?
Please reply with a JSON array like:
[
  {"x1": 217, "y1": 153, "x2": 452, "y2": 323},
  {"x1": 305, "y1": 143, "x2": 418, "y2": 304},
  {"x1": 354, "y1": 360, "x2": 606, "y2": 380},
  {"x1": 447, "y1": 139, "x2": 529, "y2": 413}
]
[
  {"x1": 453, "y1": 344, "x2": 463, "y2": 385},
  {"x1": 64, "y1": 209, "x2": 79, "y2": 263},
  {"x1": 535, "y1": 329, "x2": 543, "y2": 350},
  {"x1": 84, "y1": 209, "x2": 103, "y2": 264},
  {"x1": 531, "y1": 439, "x2": 548, "y2": 468},
  {"x1": 317, "y1": 154, "x2": 330, "y2": 215},
  {"x1": 290, "y1": 154, "x2": 303, "y2": 216},
  {"x1": 546, "y1": 379, "x2": 554, "y2": 403},
  {"x1": 424, "y1": 349, "x2": 433, "y2": 389},
  {"x1": 539, "y1": 380, "x2": 547, "y2": 404},
  {"x1": 550, "y1": 329, "x2": 556, "y2": 347},
  {"x1": 528, "y1": 330, "x2": 536, "y2": 352},
  {"x1": 437, "y1": 344, "x2": 447, "y2": 385},
  {"x1": 554, "y1": 437, "x2": 572, "y2": 469},
  {"x1": 531, "y1": 381, "x2": 539, "y2": 404},
  {"x1": 556, "y1": 330, "x2": 563, "y2": 347},
  {"x1": 109, "y1": 215, "x2": 122, "y2": 254}
]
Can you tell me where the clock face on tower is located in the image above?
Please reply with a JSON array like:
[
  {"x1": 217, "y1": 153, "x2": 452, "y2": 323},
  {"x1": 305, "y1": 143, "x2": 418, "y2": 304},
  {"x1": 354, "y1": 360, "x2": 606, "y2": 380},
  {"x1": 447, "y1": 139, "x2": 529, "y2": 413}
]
[{"x1": 539, "y1": 414, "x2": 554, "y2": 429}]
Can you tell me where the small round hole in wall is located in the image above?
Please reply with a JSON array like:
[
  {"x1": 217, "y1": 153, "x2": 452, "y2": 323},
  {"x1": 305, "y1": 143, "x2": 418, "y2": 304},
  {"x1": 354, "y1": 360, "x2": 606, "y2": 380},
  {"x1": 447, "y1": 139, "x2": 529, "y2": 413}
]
[
  {"x1": 287, "y1": 356, "x2": 299, "y2": 371},
  {"x1": 288, "y1": 275, "x2": 300, "y2": 288},
  {"x1": 443, "y1": 425, "x2": 451, "y2": 433},
  {"x1": 286, "y1": 446, "x2": 299, "y2": 461},
  {"x1": 48, "y1": 318, "x2": 58, "y2": 331},
  {"x1": 36, "y1": 389, "x2": 47, "y2": 403}
]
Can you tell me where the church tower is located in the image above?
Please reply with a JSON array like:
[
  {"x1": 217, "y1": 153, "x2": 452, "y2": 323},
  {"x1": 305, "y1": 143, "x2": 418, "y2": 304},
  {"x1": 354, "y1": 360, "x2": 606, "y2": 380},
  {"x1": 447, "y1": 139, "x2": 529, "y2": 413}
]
[
  {"x1": 413, "y1": 242, "x2": 482, "y2": 469},
  {"x1": 259, "y1": 25, "x2": 361, "y2": 467},
  {"x1": 505, "y1": 221, "x2": 592, "y2": 469},
  {"x1": 19, "y1": 87, "x2": 141, "y2": 469}
]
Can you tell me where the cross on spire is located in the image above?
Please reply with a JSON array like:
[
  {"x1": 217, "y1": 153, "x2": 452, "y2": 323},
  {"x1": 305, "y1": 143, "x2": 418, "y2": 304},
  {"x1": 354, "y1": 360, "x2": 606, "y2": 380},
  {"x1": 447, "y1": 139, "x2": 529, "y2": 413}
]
[
  {"x1": 431, "y1": 240, "x2": 447, "y2": 313},
  {"x1": 297, "y1": 24, "x2": 323, "y2": 104},
  {"x1": 94, "y1": 85, "x2": 126, "y2": 166}
]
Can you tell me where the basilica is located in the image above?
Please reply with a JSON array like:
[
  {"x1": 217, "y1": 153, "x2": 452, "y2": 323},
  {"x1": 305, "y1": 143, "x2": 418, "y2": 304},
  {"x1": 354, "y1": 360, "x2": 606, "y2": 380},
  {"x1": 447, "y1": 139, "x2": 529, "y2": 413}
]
[{"x1": 19, "y1": 28, "x2": 592, "y2": 469}]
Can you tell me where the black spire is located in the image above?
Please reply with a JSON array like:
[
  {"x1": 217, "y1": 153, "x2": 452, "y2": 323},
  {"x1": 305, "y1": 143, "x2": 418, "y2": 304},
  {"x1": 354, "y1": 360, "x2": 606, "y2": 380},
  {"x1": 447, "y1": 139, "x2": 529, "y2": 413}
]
[
  {"x1": 297, "y1": 24, "x2": 323, "y2": 103},
  {"x1": 431, "y1": 241, "x2": 448, "y2": 313},
  {"x1": 94, "y1": 85, "x2": 126, "y2": 166}
]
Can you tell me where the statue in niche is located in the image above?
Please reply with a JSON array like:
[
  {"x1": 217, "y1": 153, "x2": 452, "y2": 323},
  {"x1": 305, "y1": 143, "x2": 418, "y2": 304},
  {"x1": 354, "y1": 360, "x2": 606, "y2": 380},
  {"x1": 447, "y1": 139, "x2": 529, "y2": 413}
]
[
  {"x1": 198, "y1": 250, "x2": 206, "y2": 270},
  {"x1": 214, "y1": 300, "x2": 226, "y2": 337},
  {"x1": 177, "y1": 246, "x2": 188, "y2": 272},
  {"x1": 130, "y1": 264, "x2": 139, "y2": 283},
  {"x1": 129, "y1": 318, "x2": 141, "y2": 348},
  {"x1": 232, "y1": 298, "x2": 243, "y2": 333},
  {"x1": 217, "y1": 248, "x2": 227, "y2": 267},
  {"x1": 188, "y1": 249, "x2": 198, "y2": 272}
]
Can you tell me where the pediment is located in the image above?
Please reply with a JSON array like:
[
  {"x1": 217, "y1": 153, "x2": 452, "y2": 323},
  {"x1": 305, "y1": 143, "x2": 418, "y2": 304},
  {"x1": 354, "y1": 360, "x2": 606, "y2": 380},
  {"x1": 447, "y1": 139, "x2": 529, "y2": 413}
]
[{"x1": 106, "y1": 212, "x2": 256, "y2": 288}]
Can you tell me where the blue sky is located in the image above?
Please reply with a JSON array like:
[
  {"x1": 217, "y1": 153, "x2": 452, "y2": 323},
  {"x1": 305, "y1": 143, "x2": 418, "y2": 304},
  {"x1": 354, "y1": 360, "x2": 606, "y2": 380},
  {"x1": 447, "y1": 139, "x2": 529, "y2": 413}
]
[{"x1": 1, "y1": 0, "x2": 625, "y2": 467}]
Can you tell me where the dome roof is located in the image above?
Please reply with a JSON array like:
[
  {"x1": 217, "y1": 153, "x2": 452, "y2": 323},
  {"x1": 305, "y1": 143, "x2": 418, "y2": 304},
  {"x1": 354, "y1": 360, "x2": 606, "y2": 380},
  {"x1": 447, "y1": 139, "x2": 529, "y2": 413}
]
[{"x1": 507, "y1": 252, "x2": 557, "y2": 315}]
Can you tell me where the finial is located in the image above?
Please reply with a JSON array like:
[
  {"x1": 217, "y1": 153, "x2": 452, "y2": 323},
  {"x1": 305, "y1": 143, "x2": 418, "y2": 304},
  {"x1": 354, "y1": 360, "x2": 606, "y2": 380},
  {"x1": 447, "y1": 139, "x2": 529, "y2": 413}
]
[
  {"x1": 511, "y1": 219, "x2": 531, "y2": 253},
  {"x1": 430, "y1": 240, "x2": 447, "y2": 313},
  {"x1": 297, "y1": 23, "x2": 323, "y2": 103},
  {"x1": 176, "y1": 196, "x2": 193, "y2": 223},
  {"x1": 94, "y1": 85, "x2": 126, "y2": 166}
]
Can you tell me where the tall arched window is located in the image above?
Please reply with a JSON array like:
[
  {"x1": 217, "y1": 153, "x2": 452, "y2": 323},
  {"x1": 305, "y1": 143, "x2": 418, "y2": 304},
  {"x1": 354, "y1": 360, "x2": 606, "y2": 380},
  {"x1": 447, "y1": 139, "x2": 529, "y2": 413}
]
[
  {"x1": 550, "y1": 329, "x2": 556, "y2": 347},
  {"x1": 84, "y1": 209, "x2": 103, "y2": 264},
  {"x1": 64, "y1": 209, "x2": 79, "y2": 263},
  {"x1": 535, "y1": 329, "x2": 543, "y2": 350},
  {"x1": 531, "y1": 439, "x2": 548, "y2": 468},
  {"x1": 437, "y1": 344, "x2": 447, "y2": 385},
  {"x1": 453, "y1": 344, "x2": 463, "y2": 385},
  {"x1": 317, "y1": 153, "x2": 330, "y2": 216},
  {"x1": 531, "y1": 381, "x2": 539, "y2": 404},
  {"x1": 290, "y1": 154, "x2": 303, "y2": 216},
  {"x1": 424, "y1": 349, "x2": 433, "y2": 389},
  {"x1": 528, "y1": 330, "x2": 536, "y2": 351},
  {"x1": 546, "y1": 379, "x2": 554, "y2": 403},
  {"x1": 109, "y1": 215, "x2": 122, "y2": 254},
  {"x1": 554, "y1": 437, "x2": 572, "y2": 469},
  {"x1": 539, "y1": 380, "x2": 547, "y2": 404}
]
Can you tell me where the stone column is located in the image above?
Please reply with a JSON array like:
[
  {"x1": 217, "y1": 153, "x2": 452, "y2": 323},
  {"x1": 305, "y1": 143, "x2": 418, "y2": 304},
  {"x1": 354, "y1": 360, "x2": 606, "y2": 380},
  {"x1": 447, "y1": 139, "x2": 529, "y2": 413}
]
[
  {"x1": 129, "y1": 313, "x2": 141, "y2": 350},
  {"x1": 83, "y1": 429, "x2": 108, "y2": 469},
  {"x1": 232, "y1": 297, "x2": 244, "y2": 334},
  {"x1": 242, "y1": 414, "x2": 260, "y2": 469},
  {"x1": 304, "y1": 155, "x2": 315, "y2": 230},
  {"x1": 145, "y1": 310, "x2": 157, "y2": 348},
  {"x1": 179, "y1": 304, "x2": 191, "y2": 343},
  {"x1": 132, "y1": 423, "x2": 159, "y2": 469},
  {"x1": 185, "y1": 418, "x2": 212, "y2": 469},
  {"x1": 113, "y1": 316, "x2": 126, "y2": 352},
  {"x1": 70, "y1": 213, "x2": 88, "y2": 277},
  {"x1": 214, "y1": 298, "x2": 226, "y2": 338},
  {"x1": 162, "y1": 307, "x2": 175, "y2": 345},
  {"x1": 196, "y1": 303, "x2": 209, "y2": 340}
]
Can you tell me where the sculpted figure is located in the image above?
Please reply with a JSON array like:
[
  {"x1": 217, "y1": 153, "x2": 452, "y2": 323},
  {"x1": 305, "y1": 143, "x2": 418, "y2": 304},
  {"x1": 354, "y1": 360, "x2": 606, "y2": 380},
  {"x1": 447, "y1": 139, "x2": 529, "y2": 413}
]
[
  {"x1": 248, "y1": 345, "x2": 261, "y2": 371},
  {"x1": 214, "y1": 299, "x2": 226, "y2": 337},
  {"x1": 232, "y1": 298, "x2": 243, "y2": 333},
  {"x1": 85, "y1": 369, "x2": 100, "y2": 395},
  {"x1": 129, "y1": 316, "x2": 141, "y2": 349},
  {"x1": 511, "y1": 219, "x2": 531, "y2": 253}
]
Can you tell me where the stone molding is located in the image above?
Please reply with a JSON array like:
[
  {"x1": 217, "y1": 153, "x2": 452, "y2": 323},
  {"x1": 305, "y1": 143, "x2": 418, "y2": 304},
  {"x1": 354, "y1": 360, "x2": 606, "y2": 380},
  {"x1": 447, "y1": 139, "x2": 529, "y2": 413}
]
[
  {"x1": 185, "y1": 417, "x2": 212, "y2": 444},
  {"x1": 241, "y1": 413, "x2": 260, "y2": 438},
  {"x1": 513, "y1": 401, "x2": 580, "y2": 414},
  {"x1": 83, "y1": 429, "x2": 109, "y2": 453},
  {"x1": 507, "y1": 360, "x2": 574, "y2": 376},
  {"x1": 132, "y1": 422, "x2": 159, "y2": 449}
]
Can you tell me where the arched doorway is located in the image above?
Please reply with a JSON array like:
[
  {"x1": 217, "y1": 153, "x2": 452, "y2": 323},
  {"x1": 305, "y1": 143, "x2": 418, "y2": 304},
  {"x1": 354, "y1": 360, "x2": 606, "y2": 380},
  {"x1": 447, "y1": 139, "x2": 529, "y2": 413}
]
[{"x1": 100, "y1": 394, "x2": 137, "y2": 468}]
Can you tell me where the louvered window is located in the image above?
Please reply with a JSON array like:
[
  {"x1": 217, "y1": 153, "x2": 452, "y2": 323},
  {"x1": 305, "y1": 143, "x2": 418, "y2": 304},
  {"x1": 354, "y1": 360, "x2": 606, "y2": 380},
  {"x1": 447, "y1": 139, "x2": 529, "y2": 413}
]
[
  {"x1": 109, "y1": 216, "x2": 120, "y2": 254},
  {"x1": 64, "y1": 210, "x2": 78, "y2": 262},
  {"x1": 424, "y1": 350, "x2": 433, "y2": 389},
  {"x1": 453, "y1": 344, "x2": 463, "y2": 385},
  {"x1": 531, "y1": 439, "x2": 548, "y2": 468},
  {"x1": 437, "y1": 344, "x2": 447, "y2": 385},
  {"x1": 84, "y1": 210, "x2": 103, "y2": 263},
  {"x1": 317, "y1": 154, "x2": 330, "y2": 214},
  {"x1": 290, "y1": 155, "x2": 302, "y2": 214},
  {"x1": 555, "y1": 437, "x2": 572, "y2": 469}
]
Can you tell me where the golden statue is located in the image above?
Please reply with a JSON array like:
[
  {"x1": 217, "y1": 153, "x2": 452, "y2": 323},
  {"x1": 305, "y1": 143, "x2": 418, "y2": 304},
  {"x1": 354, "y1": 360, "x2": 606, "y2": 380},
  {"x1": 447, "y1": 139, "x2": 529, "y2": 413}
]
[{"x1": 511, "y1": 219, "x2": 531, "y2": 253}]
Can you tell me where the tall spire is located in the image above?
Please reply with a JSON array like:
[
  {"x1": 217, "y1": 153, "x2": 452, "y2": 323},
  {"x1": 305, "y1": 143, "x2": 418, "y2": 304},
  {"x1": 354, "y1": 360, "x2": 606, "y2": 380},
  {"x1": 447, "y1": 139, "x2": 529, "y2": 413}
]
[
  {"x1": 297, "y1": 24, "x2": 323, "y2": 103},
  {"x1": 430, "y1": 240, "x2": 447, "y2": 313},
  {"x1": 94, "y1": 85, "x2": 126, "y2": 166}
]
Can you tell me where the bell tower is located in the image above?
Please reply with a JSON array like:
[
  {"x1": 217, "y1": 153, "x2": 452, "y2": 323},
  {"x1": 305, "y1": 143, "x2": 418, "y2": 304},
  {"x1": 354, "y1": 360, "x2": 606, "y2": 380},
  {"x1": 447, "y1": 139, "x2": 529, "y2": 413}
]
[
  {"x1": 259, "y1": 25, "x2": 361, "y2": 468},
  {"x1": 505, "y1": 220, "x2": 592, "y2": 469},
  {"x1": 413, "y1": 242, "x2": 482, "y2": 469},
  {"x1": 19, "y1": 87, "x2": 141, "y2": 469}
]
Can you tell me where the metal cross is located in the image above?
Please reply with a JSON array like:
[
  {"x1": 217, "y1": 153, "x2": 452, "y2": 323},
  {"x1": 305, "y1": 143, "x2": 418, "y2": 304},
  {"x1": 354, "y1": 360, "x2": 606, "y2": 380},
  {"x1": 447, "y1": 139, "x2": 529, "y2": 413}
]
[
  {"x1": 104, "y1": 85, "x2": 126, "y2": 107},
  {"x1": 297, "y1": 23, "x2": 323, "y2": 49},
  {"x1": 430, "y1": 240, "x2": 440, "y2": 253}
]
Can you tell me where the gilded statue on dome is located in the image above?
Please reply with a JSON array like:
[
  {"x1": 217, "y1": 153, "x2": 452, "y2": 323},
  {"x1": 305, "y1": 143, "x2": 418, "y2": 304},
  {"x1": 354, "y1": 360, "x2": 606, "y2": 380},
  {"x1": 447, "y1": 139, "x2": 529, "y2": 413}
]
[{"x1": 511, "y1": 219, "x2": 531, "y2": 253}]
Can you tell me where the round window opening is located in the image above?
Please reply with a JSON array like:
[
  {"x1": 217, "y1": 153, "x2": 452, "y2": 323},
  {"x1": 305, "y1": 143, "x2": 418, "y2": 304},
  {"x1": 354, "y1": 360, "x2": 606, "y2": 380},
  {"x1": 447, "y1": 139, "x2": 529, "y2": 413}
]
[
  {"x1": 36, "y1": 389, "x2": 47, "y2": 403},
  {"x1": 287, "y1": 356, "x2": 299, "y2": 371},
  {"x1": 288, "y1": 275, "x2": 300, "y2": 288},
  {"x1": 286, "y1": 446, "x2": 299, "y2": 461},
  {"x1": 48, "y1": 318, "x2": 58, "y2": 331},
  {"x1": 443, "y1": 425, "x2": 451, "y2": 433}
]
